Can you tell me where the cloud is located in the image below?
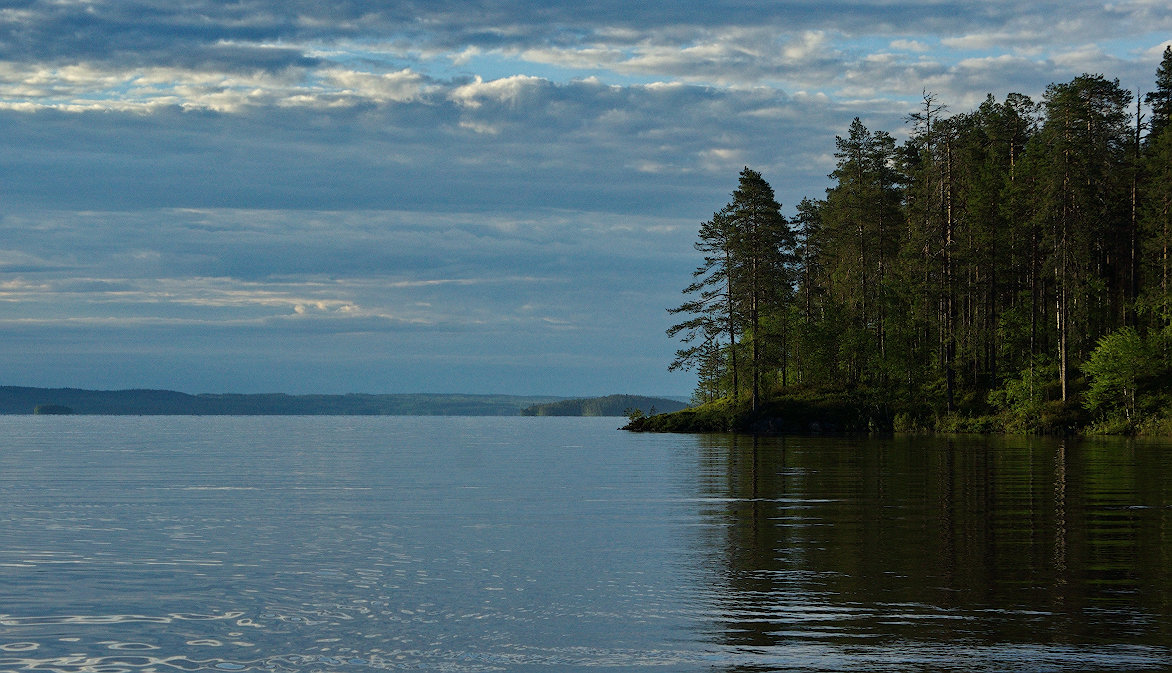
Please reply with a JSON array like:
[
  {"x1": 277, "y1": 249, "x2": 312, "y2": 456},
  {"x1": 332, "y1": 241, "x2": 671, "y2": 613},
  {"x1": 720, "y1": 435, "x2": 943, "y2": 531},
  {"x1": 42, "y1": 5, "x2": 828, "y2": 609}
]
[
  {"x1": 0, "y1": 0, "x2": 1167, "y2": 395},
  {"x1": 890, "y1": 39, "x2": 931, "y2": 53},
  {"x1": 449, "y1": 74, "x2": 547, "y2": 108},
  {"x1": 1142, "y1": 40, "x2": 1172, "y2": 59},
  {"x1": 322, "y1": 68, "x2": 437, "y2": 104},
  {"x1": 2, "y1": 2, "x2": 1163, "y2": 113},
  {"x1": 0, "y1": 187, "x2": 685, "y2": 397},
  {"x1": 1, "y1": 70, "x2": 844, "y2": 220},
  {"x1": 0, "y1": 206, "x2": 697, "y2": 340}
]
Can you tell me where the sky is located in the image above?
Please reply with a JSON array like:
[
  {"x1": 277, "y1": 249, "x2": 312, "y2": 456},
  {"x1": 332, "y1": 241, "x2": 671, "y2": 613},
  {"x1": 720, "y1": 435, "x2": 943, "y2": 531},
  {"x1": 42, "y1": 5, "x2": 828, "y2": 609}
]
[{"x1": 1, "y1": 1, "x2": 1170, "y2": 397}]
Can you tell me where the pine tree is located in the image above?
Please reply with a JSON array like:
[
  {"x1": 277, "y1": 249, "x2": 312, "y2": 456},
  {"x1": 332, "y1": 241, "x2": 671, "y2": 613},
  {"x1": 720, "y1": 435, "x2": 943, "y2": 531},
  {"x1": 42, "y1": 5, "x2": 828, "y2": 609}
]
[
  {"x1": 1033, "y1": 74, "x2": 1133, "y2": 400},
  {"x1": 1142, "y1": 116, "x2": 1172, "y2": 327},
  {"x1": 667, "y1": 207, "x2": 741, "y2": 401},
  {"x1": 1145, "y1": 46, "x2": 1172, "y2": 141},
  {"x1": 819, "y1": 119, "x2": 902, "y2": 386},
  {"x1": 727, "y1": 167, "x2": 796, "y2": 411},
  {"x1": 1142, "y1": 47, "x2": 1172, "y2": 331}
]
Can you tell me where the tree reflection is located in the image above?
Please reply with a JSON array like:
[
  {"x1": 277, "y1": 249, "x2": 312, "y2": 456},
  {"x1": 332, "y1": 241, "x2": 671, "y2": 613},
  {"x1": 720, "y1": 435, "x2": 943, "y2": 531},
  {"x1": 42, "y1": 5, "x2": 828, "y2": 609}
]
[{"x1": 691, "y1": 434, "x2": 1172, "y2": 668}]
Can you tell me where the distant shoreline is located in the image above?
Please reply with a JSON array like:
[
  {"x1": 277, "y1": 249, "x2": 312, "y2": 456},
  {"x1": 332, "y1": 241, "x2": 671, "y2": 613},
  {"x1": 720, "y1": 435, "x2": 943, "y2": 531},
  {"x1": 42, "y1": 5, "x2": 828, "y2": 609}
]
[{"x1": 0, "y1": 386, "x2": 686, "y2": 417}]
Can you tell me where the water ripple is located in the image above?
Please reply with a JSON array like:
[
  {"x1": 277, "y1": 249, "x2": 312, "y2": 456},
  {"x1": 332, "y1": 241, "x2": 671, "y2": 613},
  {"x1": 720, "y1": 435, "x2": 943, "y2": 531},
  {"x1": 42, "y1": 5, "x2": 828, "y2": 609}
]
[
  {"x1": 3, "y1": 643, "x2": 1167, "y2": 672},
  {"x1": 0, "y1": 614, "x2": 245, "y2": 627}
]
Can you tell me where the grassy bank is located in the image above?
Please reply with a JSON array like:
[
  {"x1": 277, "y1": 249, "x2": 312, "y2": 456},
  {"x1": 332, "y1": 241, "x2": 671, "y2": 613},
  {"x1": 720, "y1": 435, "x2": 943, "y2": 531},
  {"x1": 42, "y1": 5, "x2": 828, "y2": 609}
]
[{"x1": 623, "y1": 387, "x2": 879, "y2": 434}]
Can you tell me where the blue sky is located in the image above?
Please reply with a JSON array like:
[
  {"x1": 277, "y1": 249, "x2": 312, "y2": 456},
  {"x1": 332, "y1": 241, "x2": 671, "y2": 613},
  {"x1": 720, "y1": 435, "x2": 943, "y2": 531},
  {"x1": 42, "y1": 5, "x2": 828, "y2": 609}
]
[{"x1": 1, "y1": 1, "x2": 1169, "y2": 396}]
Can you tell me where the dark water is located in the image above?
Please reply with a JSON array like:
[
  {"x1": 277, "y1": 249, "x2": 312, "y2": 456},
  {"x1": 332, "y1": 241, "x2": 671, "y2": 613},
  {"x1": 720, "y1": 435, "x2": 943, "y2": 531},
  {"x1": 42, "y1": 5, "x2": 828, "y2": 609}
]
[{"x1": 1, "y1": 417, "x2": 1170, "y2": 672}]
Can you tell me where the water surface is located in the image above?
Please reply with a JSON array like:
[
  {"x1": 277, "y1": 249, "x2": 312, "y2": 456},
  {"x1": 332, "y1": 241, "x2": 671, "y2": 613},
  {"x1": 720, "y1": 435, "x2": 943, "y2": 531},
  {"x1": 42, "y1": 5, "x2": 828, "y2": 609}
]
[{"x1": 1, "y1": 417, "x2": 1170, "y2": 671}]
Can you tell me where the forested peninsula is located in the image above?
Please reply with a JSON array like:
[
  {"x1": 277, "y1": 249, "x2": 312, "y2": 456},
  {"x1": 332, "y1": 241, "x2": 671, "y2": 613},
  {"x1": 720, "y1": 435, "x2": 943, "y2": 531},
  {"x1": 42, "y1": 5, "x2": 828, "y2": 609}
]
[{"x1": 629, "y1": 50, "x2": 1172, "y2": 436}]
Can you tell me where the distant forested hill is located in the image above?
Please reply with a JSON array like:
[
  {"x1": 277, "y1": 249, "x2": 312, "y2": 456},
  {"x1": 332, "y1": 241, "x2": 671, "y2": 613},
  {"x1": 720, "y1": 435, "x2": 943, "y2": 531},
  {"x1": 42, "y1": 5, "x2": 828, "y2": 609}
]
[
  {"x1": 0, "y1": 387, "x2": 564, "y2": 415},
  {"x1": 520, "y1": 394, "x2": 688, "y2": 417}
]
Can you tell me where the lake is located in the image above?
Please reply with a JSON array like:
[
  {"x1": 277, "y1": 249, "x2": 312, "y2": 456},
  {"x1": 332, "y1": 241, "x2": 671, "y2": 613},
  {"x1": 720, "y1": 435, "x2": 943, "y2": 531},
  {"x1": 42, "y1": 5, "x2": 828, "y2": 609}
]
[{"x1": 1, "y1": 416, "x2": 1171, "y2": 672}]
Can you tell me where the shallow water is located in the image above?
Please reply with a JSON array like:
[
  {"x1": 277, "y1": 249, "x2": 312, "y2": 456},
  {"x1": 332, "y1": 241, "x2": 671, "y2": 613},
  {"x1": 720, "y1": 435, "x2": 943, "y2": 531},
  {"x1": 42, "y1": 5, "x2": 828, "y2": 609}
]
[{"x1": 1, "y1": 417, "x2": 1170, "y2": 671}]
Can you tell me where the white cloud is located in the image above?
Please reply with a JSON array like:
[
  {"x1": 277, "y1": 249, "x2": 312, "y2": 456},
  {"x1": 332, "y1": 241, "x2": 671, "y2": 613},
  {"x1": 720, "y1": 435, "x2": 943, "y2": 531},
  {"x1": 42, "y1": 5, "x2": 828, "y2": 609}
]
[
  {"x1": 516, "y1": 45, "x2": 625, "y2": 71},
  {"x1": 781, "y1": 31, "x2": 833, "y2": 62},
  {"x1": 322, "y1": 68, "x2": 437, "y2": 104},
  {"x1": 1142, "y1": 40, "x2": 1172, "y2": 59},
  {"x1": 941, "y1": 32, "x2": 1032, "y2": 50},
  {"x1": 449, "y1": 74, "x2": 545, "y2": 108},
  {"x1": 0, "y1": 61, "x2": 312, "y2": 112},
  {"x1": 697, "y1": 147, "x2": 745, "y2": 172},
  {"x1": 891, "y1": 39, "x2": 931, "y2": 53}
]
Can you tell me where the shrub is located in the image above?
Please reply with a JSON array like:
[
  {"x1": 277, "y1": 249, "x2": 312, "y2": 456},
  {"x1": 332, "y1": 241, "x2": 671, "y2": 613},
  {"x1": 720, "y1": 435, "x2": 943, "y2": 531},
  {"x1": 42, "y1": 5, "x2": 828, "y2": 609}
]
[{"x1": 1081, "y1": 327, "x2": 1149, "y2": 422}]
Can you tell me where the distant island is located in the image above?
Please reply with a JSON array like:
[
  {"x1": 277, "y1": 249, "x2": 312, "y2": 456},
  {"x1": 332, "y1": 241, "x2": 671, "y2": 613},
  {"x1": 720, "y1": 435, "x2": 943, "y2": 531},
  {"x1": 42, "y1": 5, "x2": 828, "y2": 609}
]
[
  {"x1": 0, "y1": 387, "x2": 557, "y2": 416},
  {"x1": 521, "y1": 394, "x2": 688, "y2": 417},
  {"x1": 0, "y1": 386, "x2": 685, "y2": 417}
]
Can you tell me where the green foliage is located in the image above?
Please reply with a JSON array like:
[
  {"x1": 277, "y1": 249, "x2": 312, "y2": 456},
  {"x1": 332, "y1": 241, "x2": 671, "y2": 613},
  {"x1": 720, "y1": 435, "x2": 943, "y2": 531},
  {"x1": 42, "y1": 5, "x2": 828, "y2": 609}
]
[
  {"x1": 668, "y1": 167, "x2": 798, "y2": 410},
  {"x1": 625, "y1": 385, "x2": 881, "y2": 434},
  {"x1": 667, "y1": 207, "x2": 738, "y2": 383},
  {"x1": 521, "y1": 395, "x2": 686, "y2": 417},
  {"x1": 892, "y1": 411, "x2": 931, "y2": 433},
  {"x1": 1146, "y1": 46, "x2": 1172, "y2": 140},
  {"x1": 934, "y1": 413, "x2": 1003, "y2": 434},
  {"x1": 689, "y1": 339, "x2": 733, "y2": 405},
  {"x1": 1081, "y1": 327, "x2": 1149, "y2": 421},
  {"x1": 1136, "y1": 411, "x2": 1172, "y2": 437},
  {"x1": 654, "y1": 55, "x2": 1172, "y2": 436},
  {"x1": 1078, "y1": 325, "x2": 1172, "y2": 433},
  {"x1": 1038, "y1": 400, "x2": 1088, "y2": 435},
  {"x1": 623, "y1": 396, "x2": 743, "y2": 433},
  {"x1": 1141, "y1": 126, "x2": 1172, "y2": 327},
  {"x1": 988, "y1": 358, "x2": 1056, "y2": 415}
]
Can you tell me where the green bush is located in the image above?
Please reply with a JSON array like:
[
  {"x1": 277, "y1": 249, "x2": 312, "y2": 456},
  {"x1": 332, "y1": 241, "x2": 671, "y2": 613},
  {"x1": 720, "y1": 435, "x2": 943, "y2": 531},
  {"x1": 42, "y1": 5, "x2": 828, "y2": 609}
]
[
  {"x1": 893, "y1": 411, "x2": 931, "y2": 433},
  {"x1": 1038, "y1": 400, "x2": 1086, "y2": 435},
  {"x1": 1081, "y1": 327, "x2": 1149, "y2": 421}
]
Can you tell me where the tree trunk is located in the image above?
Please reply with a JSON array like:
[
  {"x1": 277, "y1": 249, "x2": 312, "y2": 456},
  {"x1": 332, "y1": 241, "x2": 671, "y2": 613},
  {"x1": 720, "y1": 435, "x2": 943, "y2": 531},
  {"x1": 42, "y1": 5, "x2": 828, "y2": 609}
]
[{"x1": 726, "y1": 248, "x2": 739, "y2": 403}]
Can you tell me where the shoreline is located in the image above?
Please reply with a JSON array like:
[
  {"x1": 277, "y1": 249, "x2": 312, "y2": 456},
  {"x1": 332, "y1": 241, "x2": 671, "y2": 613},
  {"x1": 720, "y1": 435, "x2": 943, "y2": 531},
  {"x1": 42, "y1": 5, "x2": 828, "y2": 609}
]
[{"x1": 622, "y1": 389, "x2": 1172, "y2": 437}]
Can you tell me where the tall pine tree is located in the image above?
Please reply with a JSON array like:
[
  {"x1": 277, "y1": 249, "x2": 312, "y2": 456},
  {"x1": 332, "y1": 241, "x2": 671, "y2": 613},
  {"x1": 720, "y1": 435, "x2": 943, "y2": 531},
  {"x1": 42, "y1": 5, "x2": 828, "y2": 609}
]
[
  {"x1": 727, "y1": 168, "x2": 796, "y2": 411},
  {"x1": 1031, "y1": 74, "x2": 1133, "y2": 399}
]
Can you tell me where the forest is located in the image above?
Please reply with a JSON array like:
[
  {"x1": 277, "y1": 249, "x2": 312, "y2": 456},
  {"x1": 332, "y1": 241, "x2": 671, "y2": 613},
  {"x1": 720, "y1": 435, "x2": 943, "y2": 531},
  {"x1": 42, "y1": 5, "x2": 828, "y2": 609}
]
[{"x1": 650, "y1": 48, "x2": 1172, "y2": 435}]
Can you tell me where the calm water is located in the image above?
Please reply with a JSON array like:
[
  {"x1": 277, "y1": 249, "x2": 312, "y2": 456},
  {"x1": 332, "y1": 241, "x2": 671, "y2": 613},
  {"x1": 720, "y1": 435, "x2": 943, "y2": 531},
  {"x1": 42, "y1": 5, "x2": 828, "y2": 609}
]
[{"x1": 1, "y1": 417, "x2": 1171, "y2": 672}]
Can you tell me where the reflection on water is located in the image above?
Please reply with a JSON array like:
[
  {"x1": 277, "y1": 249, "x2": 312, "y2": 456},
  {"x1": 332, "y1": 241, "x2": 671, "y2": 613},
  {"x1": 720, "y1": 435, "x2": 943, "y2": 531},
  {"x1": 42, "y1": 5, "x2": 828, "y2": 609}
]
[
  {"x1": 694, "y1": 434, "x2": 1172, "y2": 671},
  {"x1": 1, "y1": 417, "x2": 1171, "y2": 671},
  {"x1": 0, "y1": 417, "x2": 711, "y2": 672}
]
